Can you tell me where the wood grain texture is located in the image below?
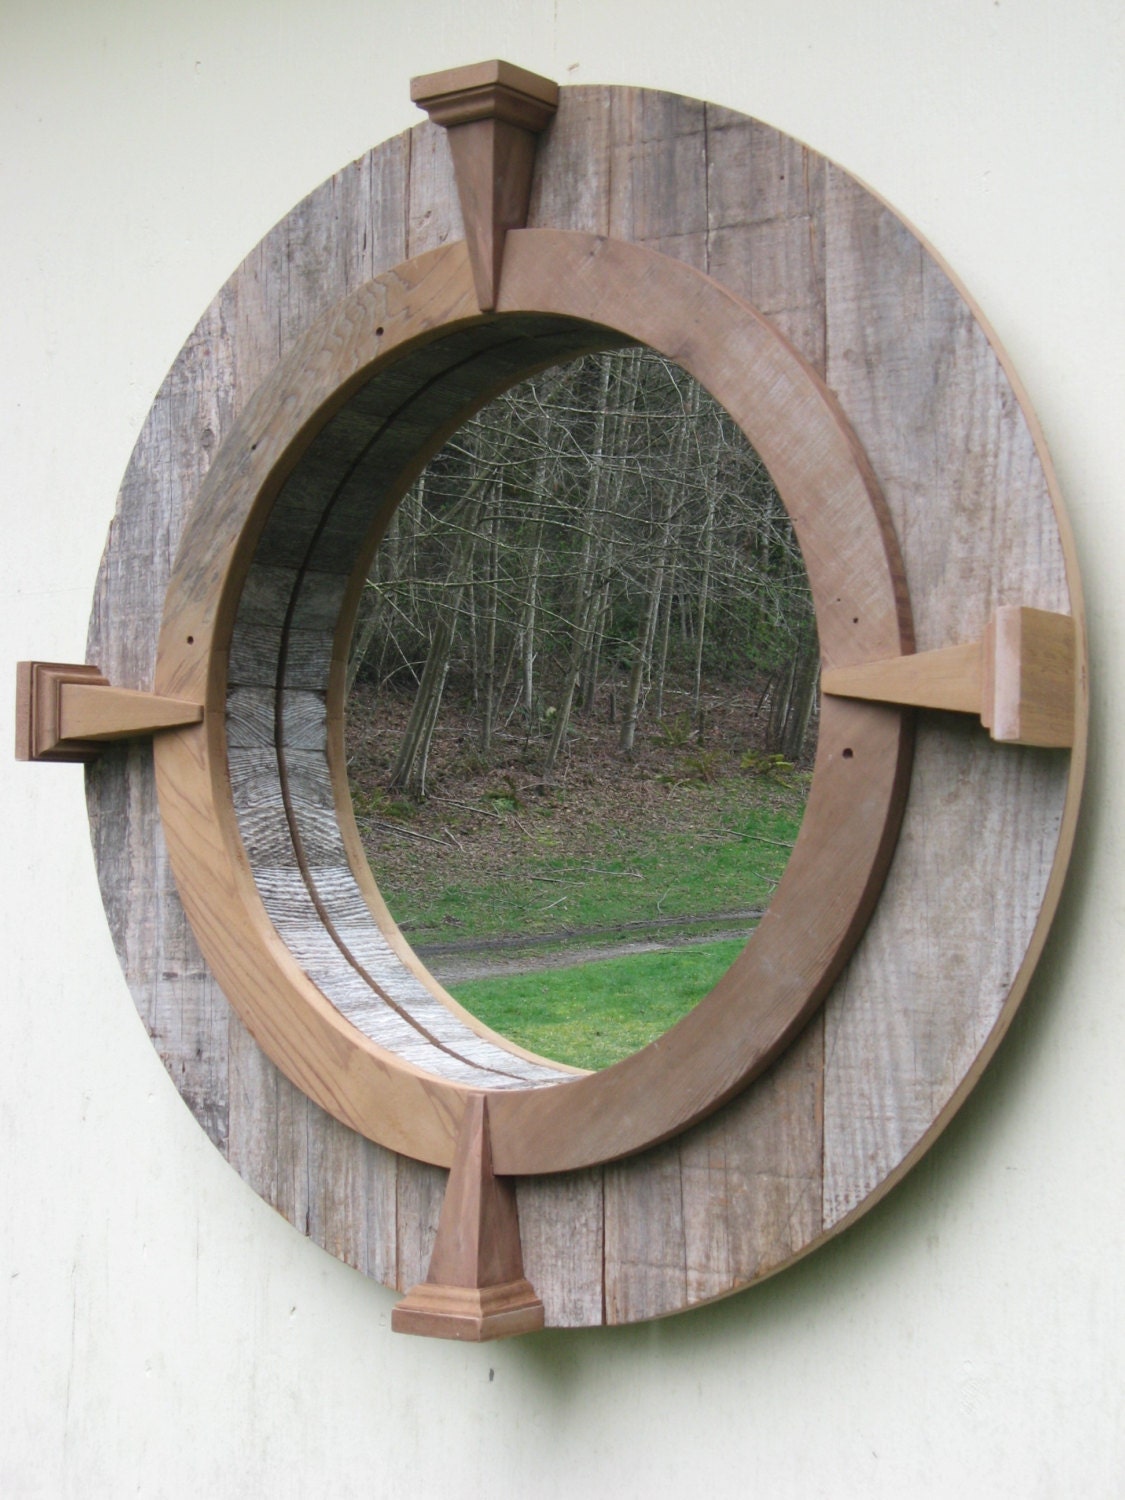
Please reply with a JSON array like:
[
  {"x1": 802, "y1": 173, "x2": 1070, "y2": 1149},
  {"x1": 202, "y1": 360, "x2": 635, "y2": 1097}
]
[
  {"x1": 84, "y1": 83, "x2": 1084, "y2": 1327},
  {"x1": 147, "y1": 223, "x2": 911, "y2": 1173},
  {"x1": 16, "y1": 662, "x2": 109, "y2": 762},
  {"x1": 411, "y1": 61, "x2": 560, "y2": 124},
  {"x1": 393, "y1": 1095, "x2": 545, "y2": 1341},
  {"x1": 824, "y1": 609, "x2": 1076, "y2": 747},
  {"x1": 413, "y1": 63, "x2": 558, "y2": 309},
  {"x1": 86, "y1": 279, "x2": 237, "y2": 1153},
  {"x1": 598, "y1": 96, "x2": 831, "y2": 1324},
  {"x1": 984, "y1": 606, "x2": 1076, "y2": 746},
  {"x1": 705, "y1": 107, "x2": 827, "y2": 368},
  {"x1": 610, "y1": 89, "x2": 708, "y2": 270},
  {"x1": 819, "y1": 166, "x2": 1077, "y2": 1235},
  {"x1": 57, "y1": 682, "x2": 202, "y2": 743}
]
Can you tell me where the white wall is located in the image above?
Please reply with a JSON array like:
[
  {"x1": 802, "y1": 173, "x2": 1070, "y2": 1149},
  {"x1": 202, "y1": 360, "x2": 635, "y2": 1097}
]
[{"x1": 3, "y1": 3, "x2": 1122, "y2": 1495}]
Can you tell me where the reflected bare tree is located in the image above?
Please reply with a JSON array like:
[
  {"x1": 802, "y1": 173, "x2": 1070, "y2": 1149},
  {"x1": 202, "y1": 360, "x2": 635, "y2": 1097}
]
[{"x1": 350, "y1": 349, "x2": 817, "y2": 800}]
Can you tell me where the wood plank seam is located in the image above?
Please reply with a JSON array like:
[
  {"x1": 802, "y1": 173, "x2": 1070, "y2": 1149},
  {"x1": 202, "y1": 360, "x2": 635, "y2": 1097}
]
[{"x1": 412, "y1": 59, "x2": 559, "y2": 310}]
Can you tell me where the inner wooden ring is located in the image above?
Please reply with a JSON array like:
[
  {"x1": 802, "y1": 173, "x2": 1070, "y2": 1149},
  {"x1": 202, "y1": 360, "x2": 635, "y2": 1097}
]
[{"x1": 153, "y1": 230, "x2": 913, "y2": 1174}]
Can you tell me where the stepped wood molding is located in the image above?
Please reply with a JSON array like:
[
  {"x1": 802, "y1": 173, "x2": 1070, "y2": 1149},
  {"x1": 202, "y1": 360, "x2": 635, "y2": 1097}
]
[
  {"x1": 20, "y1": 62, "x2": 1086, "y2": 1339},
  {"x1": 822, "y1": 606, "x2": 1076, "y2": 748},
  {"x1": 15, "y1": 661, "x2": 202, "y2": 763}
]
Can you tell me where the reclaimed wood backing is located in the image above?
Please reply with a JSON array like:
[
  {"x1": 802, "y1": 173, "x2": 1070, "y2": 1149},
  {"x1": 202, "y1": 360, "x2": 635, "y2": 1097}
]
[{"x1": 85, "y1": 86, "x2": 1083, "y2": 1327}]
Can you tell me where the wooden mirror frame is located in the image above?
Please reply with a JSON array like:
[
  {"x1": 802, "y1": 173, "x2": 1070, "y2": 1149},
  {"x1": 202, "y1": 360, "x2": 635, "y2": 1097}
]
[
  {"x1": 153, "y1": 229, "x2": 913, "y2": 1175},
  {"x1": 20, "y1": 65, "x2": 1085, "y2": 1337}
]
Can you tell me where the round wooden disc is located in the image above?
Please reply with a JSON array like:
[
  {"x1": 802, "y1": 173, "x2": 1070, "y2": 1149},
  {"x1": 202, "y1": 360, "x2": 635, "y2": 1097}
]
[{"x1": 87, "y1": 85, "x2": 1085, "y2": 1327}]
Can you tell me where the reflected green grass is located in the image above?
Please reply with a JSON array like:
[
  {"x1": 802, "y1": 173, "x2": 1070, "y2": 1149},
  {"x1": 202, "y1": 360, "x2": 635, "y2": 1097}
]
[{"x1": 455, "y1": 938, "x2": 747, "y2": 1070}]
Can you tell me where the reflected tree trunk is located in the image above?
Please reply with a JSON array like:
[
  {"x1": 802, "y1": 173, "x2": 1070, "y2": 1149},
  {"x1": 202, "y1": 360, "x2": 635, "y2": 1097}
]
[{"x1": 388, "y1": 488, "x2": 483, "y2": 798}]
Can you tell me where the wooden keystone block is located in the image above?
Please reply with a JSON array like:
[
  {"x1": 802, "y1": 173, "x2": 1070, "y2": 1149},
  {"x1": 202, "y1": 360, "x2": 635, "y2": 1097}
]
[
  {"x1": 411, "y1": 60, "x2": 559, "y2": 312},
  {"x1": 392, "y1": 1093, "x2": 544, "y2": 1341},
  {"x1": 15, "y1": 661, "x2": 204, "y2": 763},
  {"x1": 821, "y1": 607, "x2": 1076, "y2": 748}
]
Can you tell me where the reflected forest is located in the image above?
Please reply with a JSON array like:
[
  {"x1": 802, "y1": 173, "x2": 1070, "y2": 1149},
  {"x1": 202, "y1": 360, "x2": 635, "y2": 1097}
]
[{"x1": 346, "y1": 348, "x2": 818, "y2": 1068}]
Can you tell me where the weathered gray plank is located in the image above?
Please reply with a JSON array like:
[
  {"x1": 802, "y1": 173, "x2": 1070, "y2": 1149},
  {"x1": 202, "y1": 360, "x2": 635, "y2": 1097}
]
[
  {"x1": 252, "y1": 863, "x2": 372, "y2": 925},
  {"x1": 228, "y1": 1006, "x2": 399, "y2": 1286},
  {"x1": 706, "y1": 109, "x2": 827, "y2": 368},
  {"x1": 601, "y1": 90, "x2": 830, "y2": 1323},
  {"x1": 306, "y1": 1106, "x2": 399, "y2": 1283},
  {"x1": 227, "y1": 687, "x2": 327, "y2": 752},
  {"x1": 228, "y1": 624, "x2": 334, "y2": 689},
  {"x1": 604, "y1": 1139, "x2": 687, "y2": 1325},
  {"x1": 237, "y1": 566, "x2": 346, "y2": 630},
  {"x1": 517, "y1": 1169, "x2": 606, "y2": 1328},
  {"x1": 226, "y1": 1010, "x2": 287, "y2": 1204},
  {"x1": 406, "y1": 119, "x2": 463, "y2": 259},
  {"x1": 368, "y1": 130, "x2": 410, "y2": 275},
  {"x1": 680, "y1": 1018, "x2": 824, "y2": 1305},
  {"x1": 610, "y1": 89, "x2": 709, "y2": 271},
  {"x1": 825, "y1": 169, "x2": 1067, "y2": 646},
  {"x1": 820, "y1": 169, "x2": 1071, "y2": 1228},
  {"x1": 603, "y1": 1024, "x2": 825, "y2": 1321},
  {"x1": 823, "y1": 727, "x2": 1068, "y2": 1224},
  {"x1": 86, "y1": 294, "x2": 237, "y2": 1155},
  {"x1": 529, "y1": 86, "x2": 612, "y2": 237},
  {"x1": 395, "y1": 1158, "x2": 447, "y2": 1292}
]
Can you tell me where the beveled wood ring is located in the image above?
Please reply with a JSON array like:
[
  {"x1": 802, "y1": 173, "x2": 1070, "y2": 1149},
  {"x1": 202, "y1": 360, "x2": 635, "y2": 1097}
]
[{"x1": 153, "y1": 229, "x2": 913, "y2": 1173}]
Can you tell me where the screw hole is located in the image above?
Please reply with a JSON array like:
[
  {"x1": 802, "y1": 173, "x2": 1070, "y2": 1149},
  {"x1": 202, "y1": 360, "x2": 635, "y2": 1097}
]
[
  {"x1": 375, "y1": 326, "x2": 385, "y2": 336},
  {"x1": 842, "y1": 747, "x2": 854, "y2": 759},
  {"x1": 186, "y1": 635, "x2": 194, "y2": 645},
  {"x1": 852, "y1": 616, "x2": 859, "y2": 625}
]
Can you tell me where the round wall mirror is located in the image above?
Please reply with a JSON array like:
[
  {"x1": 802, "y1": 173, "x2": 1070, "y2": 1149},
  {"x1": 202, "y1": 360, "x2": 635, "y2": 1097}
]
[
  {"x1": 82, "y1": 76, "x2": 1083, "y2": 1330},
  {"x1": 345, "y1": 348, "x2": 817, "y2": 1070}
]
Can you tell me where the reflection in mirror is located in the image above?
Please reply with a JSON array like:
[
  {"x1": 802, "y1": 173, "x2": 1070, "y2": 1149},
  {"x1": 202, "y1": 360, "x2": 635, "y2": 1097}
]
[{"x1": 346, "y1": 349, "x2": 817, "y2": 1069}]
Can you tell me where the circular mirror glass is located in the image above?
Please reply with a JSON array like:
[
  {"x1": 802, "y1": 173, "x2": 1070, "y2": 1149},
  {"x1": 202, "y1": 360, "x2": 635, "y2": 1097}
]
[{"x1": 345, "y1": 349, "x2": 817, "y2": 1069}]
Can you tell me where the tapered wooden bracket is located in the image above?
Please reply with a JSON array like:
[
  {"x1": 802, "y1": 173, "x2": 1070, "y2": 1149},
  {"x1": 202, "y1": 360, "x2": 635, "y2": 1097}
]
[
  {"x1": 822, "y1": 607, "x2": 1076, "y2": 747},
  {"x1": 392, "y1": 1094, "x2": 544, "y2": 1341},
  {"x1": 411, "y1": 60, "x2": 559, "y2": 311},
  {"x1": 15, "y1": 661, "x2": 203, "y2": 763}
]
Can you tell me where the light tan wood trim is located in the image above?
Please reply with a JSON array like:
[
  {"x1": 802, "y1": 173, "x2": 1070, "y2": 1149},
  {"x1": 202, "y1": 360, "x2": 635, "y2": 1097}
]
[
  {"x1": 58, "y1": 682, "x2": 203, "y2": 742},
  {"x1": 412, "y1": 60, "x2": 559, "y2": 310},
  {"x1": 984, "y1": 606, "x2": 1075, "y2": 746},
  {"x1": 822, "y1": 608, "x2": 1075, "y2": 747},
  {"x1": 15, "y1": 660, "x2": 202, "y2": 762},
  {"x1": 823, "y1": 641, "x2": 981, "y2": 715},
  {"x1": 392, "y1": 1095, "x2": 544, "y2": 1341}
]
